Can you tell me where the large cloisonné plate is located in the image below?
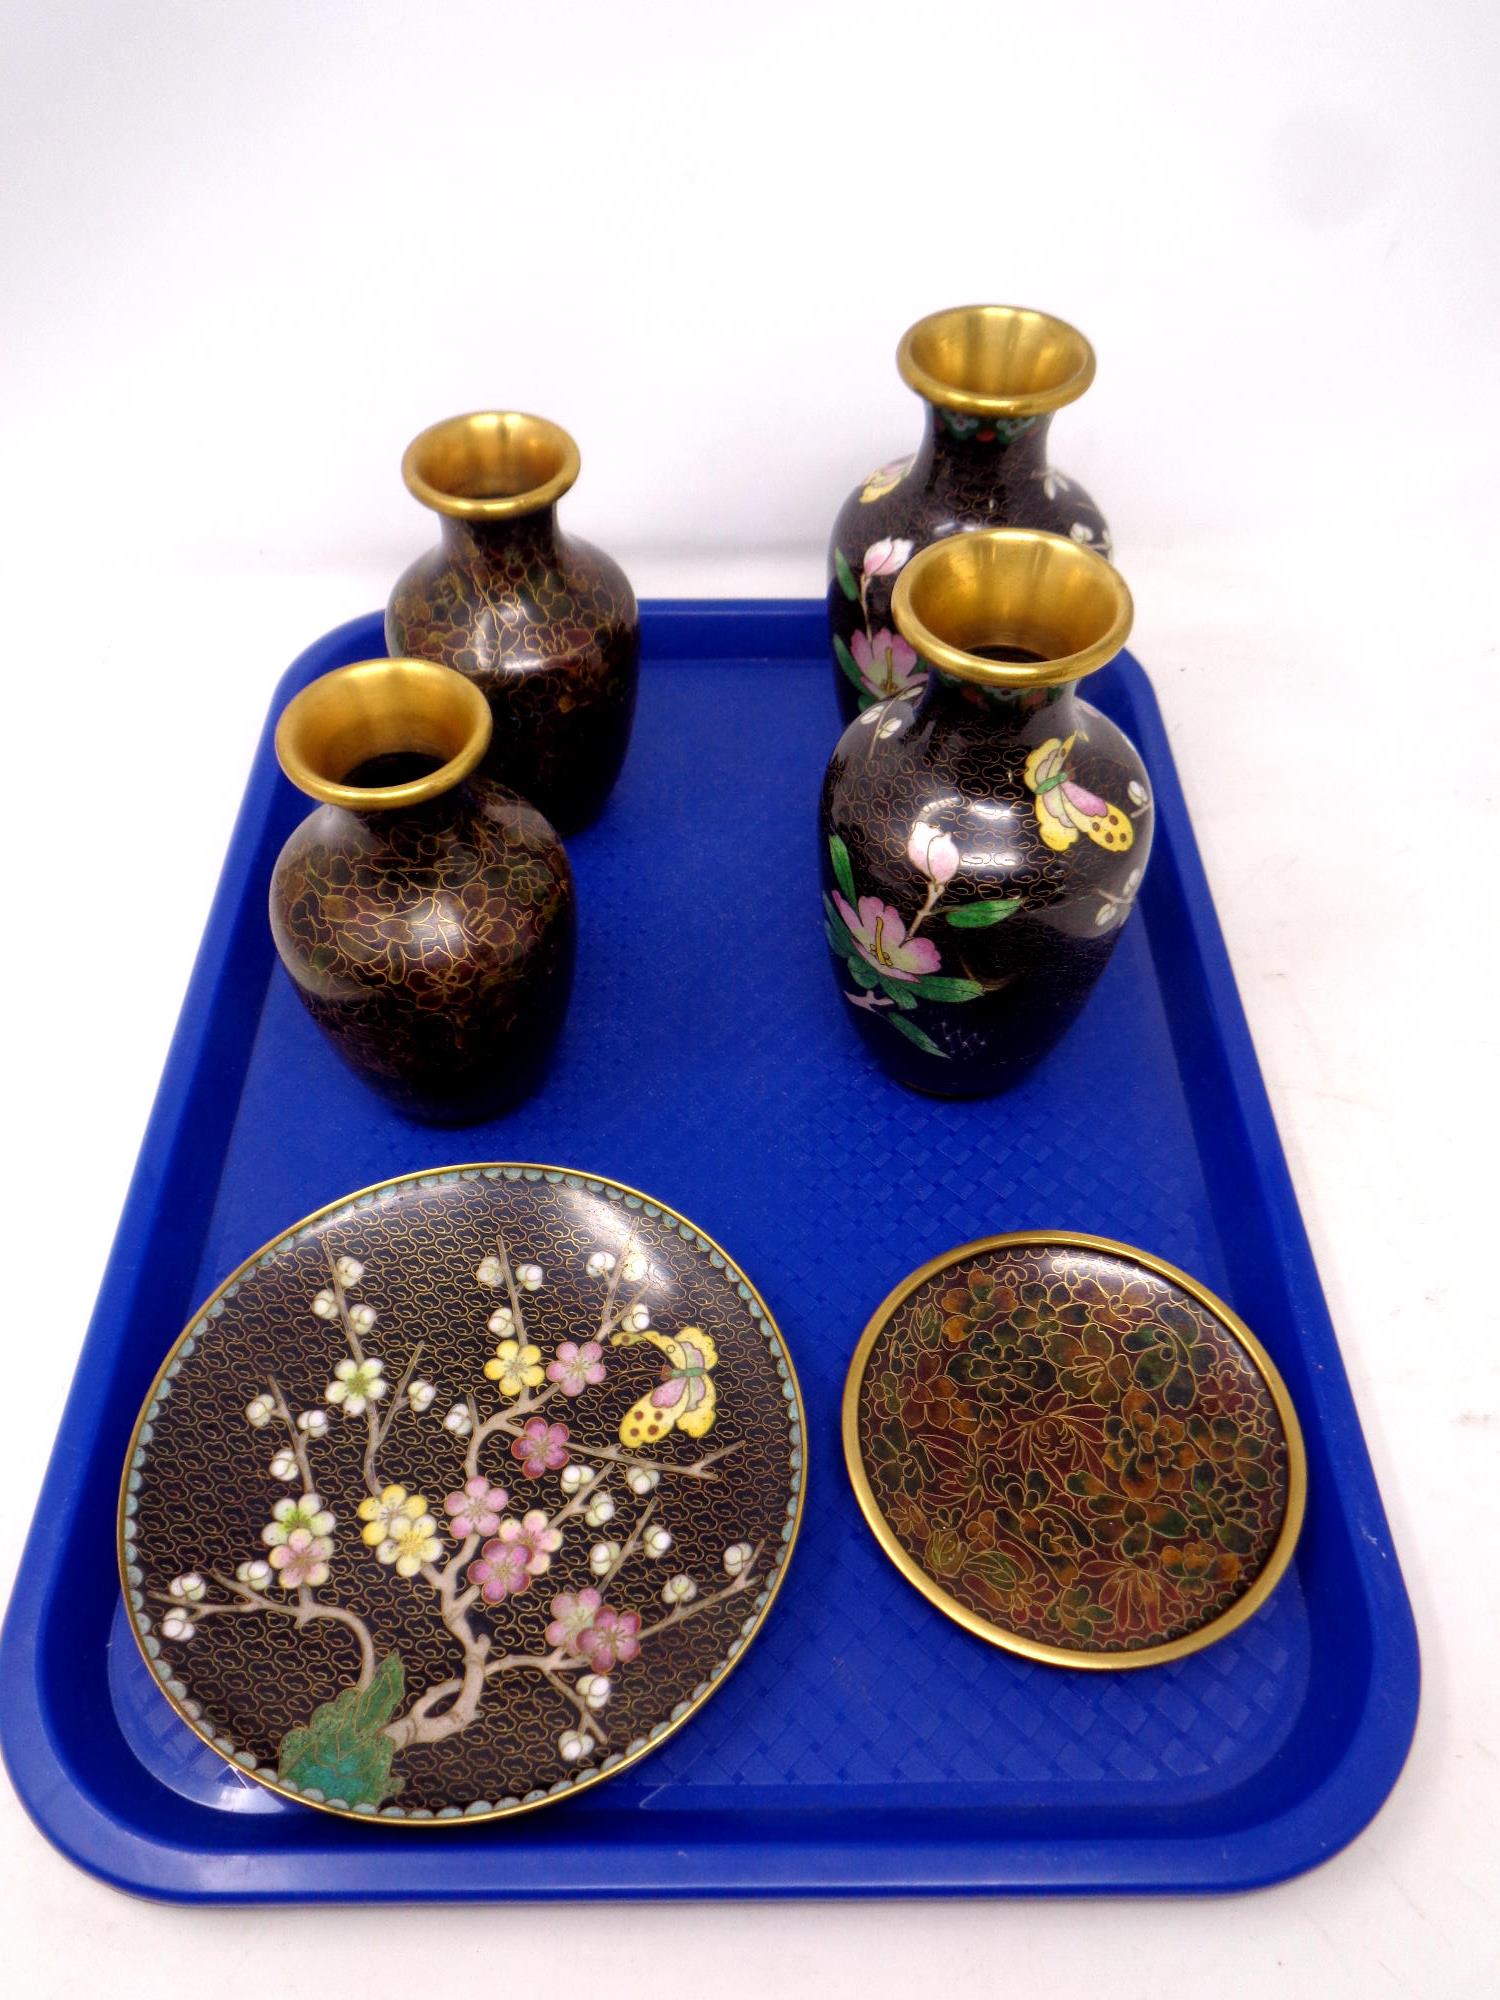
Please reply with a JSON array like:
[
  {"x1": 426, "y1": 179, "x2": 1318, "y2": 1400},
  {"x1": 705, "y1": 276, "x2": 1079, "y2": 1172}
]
[
  {"x1": 118, "y1": 1166, "x2": 805, "y2": 1822},
  {"x1": 843, "y1": 1232, "x2": 1304, "y2": 1668}
]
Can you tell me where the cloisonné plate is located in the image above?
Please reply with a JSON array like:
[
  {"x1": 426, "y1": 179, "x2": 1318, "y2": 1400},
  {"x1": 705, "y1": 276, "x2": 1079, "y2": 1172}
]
[
  {"x1": 118, "y1": 1165, "x2": 805, "y2": 1823},
  {"x1": 843, "y1": 1232, "x2": 1305, "y2": 1668}
]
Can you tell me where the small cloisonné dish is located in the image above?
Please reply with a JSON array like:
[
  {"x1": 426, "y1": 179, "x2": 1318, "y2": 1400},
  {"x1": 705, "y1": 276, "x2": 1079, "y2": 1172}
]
[
  {"x1": 118, "y1": 1165, "x2": 805, "y2": 1823},
  {"x1": 843, "y1": 1232, "x2": 1305, "y2": 1668}
]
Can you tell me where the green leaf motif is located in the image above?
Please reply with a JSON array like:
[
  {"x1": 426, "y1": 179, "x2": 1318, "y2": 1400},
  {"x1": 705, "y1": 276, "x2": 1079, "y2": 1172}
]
[
  {"x1": 828, "y1": 834, "x2": 857, "y2": 903},
  {"x1": 834, "y1": 547, "x2": 860, "y2": 602},
  {"x1": 833, "y1": 634, "x2": 866, "y2": 693},
  {"x1": 889, "y1": 1013, "x2": 947, "y2": 1057},
  {"x1": 909, "y1": 973, "x2": 985, "y2": 1003},
  {"x1": 277, "y1": 1653, "x2": 406, "y2": 1809},
  {"x1": 846, "y1": 954, "x2": 879, "y2": 989},
  {"x1": 946, "y1": 898, "x2": 1021, "y2": 929},
  {"x1": 823, "y1": 893, "x2": 857, "y2": 959},
  {"x1": 877, "y1": 974, "x2": 918, "y2": 1010}
]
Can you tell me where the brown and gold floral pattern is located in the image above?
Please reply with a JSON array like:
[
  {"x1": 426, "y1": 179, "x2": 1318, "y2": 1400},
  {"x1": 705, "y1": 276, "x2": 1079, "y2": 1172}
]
[
  {"x1": 845, "y1": 1237, "x2": 1303, "y2": 1663},
  {"x1": 271, "y1": 773, "x2": 574, "y2": 1123},
  {"x1": 388, "y1": 513, "x2": 638, "y2": 834},
  {"x1": 119, "y1": 1168, "x2": 805, "y2": 1823}
]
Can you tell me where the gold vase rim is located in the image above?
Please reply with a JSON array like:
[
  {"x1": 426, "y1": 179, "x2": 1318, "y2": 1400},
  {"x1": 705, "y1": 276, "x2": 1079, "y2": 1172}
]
[
  {"x1": 841, "y1": 1231, "x2": 1308, "y2": 1671},
  {"x1": 890, "y1": 528, "x2": 1133, "y2": 690},
  {"x1": 401, "y1": 409, "x2": 581, "y2": 520},
  {"x1": 275, "y1": 658, "x2": 493, "y2": 811},
  {"x1": 897, "y1": 304, "x2": 1097, "y2": 418}
]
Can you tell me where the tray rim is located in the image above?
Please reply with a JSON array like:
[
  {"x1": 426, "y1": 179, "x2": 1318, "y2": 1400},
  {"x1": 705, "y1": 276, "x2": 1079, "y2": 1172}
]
[{"x1": 0, "y1": 599, "x2": 1421, "y2": 1901}]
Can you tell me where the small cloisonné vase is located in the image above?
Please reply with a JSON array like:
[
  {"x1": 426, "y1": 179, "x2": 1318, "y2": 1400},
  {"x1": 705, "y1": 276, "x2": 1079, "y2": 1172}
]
[
  {"x1": 387, "y1": 411, "x2": 639, "y2": 833},
  {"x1": 820, "y1": 530, "x2": 1152, "y2": 1096},
  {"x1": 270, "y1": 658, "x2": 575, "y2": 1122},
  {"x1": 828, "y1": 304, "x2": 1111, "y2": 723}
]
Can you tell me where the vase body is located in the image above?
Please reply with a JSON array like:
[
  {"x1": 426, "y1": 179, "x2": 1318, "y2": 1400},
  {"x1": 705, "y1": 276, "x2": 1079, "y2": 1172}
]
[
  {"x1": 829, "y1": 410, "x2": 1111, "y2": 724},
  {"x1": 271, "y1": 772, "x2": 575, "y2": 1124},
  {"x1": 820, "y1": 672, "x2": 1151, "y2": 1096},
  {"x1": 387, "y1": 412, "x2": 638, "y2": 833},
  {"x1": 387, "y1": 512, "x2": 638, "y2": 834}
]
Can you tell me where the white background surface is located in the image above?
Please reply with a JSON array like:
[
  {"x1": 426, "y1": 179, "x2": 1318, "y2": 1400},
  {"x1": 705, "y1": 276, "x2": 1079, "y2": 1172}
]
[{"x1": 2, "y1": 1, "x2": 1497, "y2": 1992}]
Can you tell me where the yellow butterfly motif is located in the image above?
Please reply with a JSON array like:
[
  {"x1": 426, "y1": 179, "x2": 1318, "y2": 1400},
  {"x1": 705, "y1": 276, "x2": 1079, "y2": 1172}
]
[
  {"x1": 1023, "y1": 734, "x2": 1134, "y2": 855},
  {"x1": 610, "y1": 1326, "x2": 719, "y2": 1448}
]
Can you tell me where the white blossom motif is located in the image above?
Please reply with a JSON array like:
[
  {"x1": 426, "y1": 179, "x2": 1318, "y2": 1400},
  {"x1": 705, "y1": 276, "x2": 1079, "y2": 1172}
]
[
  {"x1": 560, "y1": 1463, "x2": 597, "y2": 1497},
  {"x1": 723, "y1": 1541, "x2": 755, "y2": 1578},
  {"x1": 262, "y1": 1494, "x2": 335, "y2": 1546},
  {"x1": 626, "y1": 1467, "x2": 660, "y2": 1498},
  {"x1": 1033, "y1": 465, "x2": 1072, "y2": 500},
  {"x1": 557, "y1": 1728, "x2": 591, "y2": 1765},
  {"x1": 475, "y1": 1256, "x2": 504, "y2": 1288},
  {"x1": 621, "y1": 1302, "x2": 651, "y2": 1333},
  {"x1": 168, "y1": 1572, "x2": 206, "y2": 1602},
  {"x1": 407, "y1": 1378, "x2": 437, "y2": 1413},
  {"x1": 487, "y1": 1305, "x2": 516, "y2": 1338},
  {"x1": 1127, "y1": 780, "x2": 1149, "y2": 807},
  {"x1": 245, "y1": 1393, "x2": 274, "y2": 1429},
  {"x1": 333, "y1": 1256, "x2": 364, "y2": 1288},
  {"x1": 160, "y1": 1606, "x2": 196, "y2": 1641},
  {"x1": 862, "y1": 536, "x2": 914, "y2": 580},
  {"x1": 584, "y1": 1490, "x2": 616, "y2": 1529},
  {"x1": 589, "y1": 1541, "x2": 621, "y2": 1577},
  {"x1": 661, "y1": 1574, "x2": 698, "y2": 1607},
  {"x1": 585, "y1": 1251, "x2": 616, "y2": 1278},
  {"x1": 326, "y1": 1356, "x2": 387, "y2": 1417},
  {"x1": 576, "y1": 1673, "x2": 612, "y2": 1711},
  {"x1": 312, "y1": 1289, "x2": 339, "y2": 1320},
  {"x1": 515, "y1": 1263, "x2": 544, "y2": 1292},
  {"x1": 443, "y1": 1401, "x2": 473, "y2": 1438},
  {"x1": 270, "y1": 1446, "x2": 299, "y2": 1482},
  {"x1": 235, "y1": 1558, "x2": 272, "y2": 1589},
  {"x1": 347, "y1": 1303, "x2": 378, "y2": 1336},
  {"x1": 643, "y1": 1524, "x2": 673, "y2": 1560},
  {"x1": 297, "y1": 1407, "x2": 329, "y2": 1438}
]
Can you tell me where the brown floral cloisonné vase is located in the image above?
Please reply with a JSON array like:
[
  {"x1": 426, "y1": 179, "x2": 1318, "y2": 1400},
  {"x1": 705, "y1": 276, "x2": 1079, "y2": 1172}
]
[
  {"x1": 829, "y1": 304, "x2": 1110, "y2": 722},
  {"x1": 387, "y1": 410, "x2": 639, "y2": 833},
  {"x1": 118, "y1": 1166, "x2": 805, "y2": 1820},
  {"x1": 843, "y1": 1233, "x2": 1306, "y2": 1667},
  {"x1": 270, "y1": 658, "x2": 574, "y2": 1122},
  {"x1": 820, "y1": 529, "x2": 1151, "y2": 1096}
]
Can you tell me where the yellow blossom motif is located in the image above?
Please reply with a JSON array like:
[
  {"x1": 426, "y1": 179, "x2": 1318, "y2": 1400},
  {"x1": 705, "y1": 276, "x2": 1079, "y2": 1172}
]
[
  {"x1": 357, "y1": 1484, "x2": 428, "y2": 1549},
  {"x1": 484, "y1": 1339, "x2": 545, "y2": 1398},
  {"x1": 377, "y1": 1511, "x2": 442, "y2": 1578}
]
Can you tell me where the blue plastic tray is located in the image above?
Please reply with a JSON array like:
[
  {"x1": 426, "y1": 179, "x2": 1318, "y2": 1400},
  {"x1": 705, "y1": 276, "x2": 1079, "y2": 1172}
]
[{"x1": 0, "y1": 602, "x2": 1418, "y2": 1900}]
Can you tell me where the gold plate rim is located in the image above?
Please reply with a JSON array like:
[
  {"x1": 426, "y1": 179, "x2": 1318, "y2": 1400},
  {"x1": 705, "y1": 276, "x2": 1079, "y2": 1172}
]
[
  {"x1": 118, "y1": 1161, "x2": 808, "y2": 1826},
  {"x1": 841, "y1": 1230, "x2": 1307, "y2": 1671}
]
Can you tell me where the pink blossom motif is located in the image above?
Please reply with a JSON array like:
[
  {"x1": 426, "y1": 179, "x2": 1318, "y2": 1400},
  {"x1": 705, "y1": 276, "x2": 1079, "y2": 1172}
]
[
  {"x1": 849, "y1": 627, "x2": 922, "y2": 702},
  {"x1": 832, "y1": 892, "x2": 941, "y2": 982},
  {"x1": 468, "y1": 1536, "x2": 533, "y2": 1603},
  {"x1": 511, "y1": 1416, "x2": 571, "y2": 1478},
  {"x1": 444, "y1": 1477, "x2": 509, "y2": 1540},
  {"x1": 907, "y1": 819, "x2": 960, "y2": 884},
  {"x1": 546, "y1": 1588, "x2": 603, "y2": 1651},
  {"x1": 546, "y1": 1339, "x2": 607, "y2": 1398},
  {"x1": 862, "y1": 536, "x2": 914, "y2": 579},
  {"x1": 267, "y1": 1527, "x2": 333, "y2": 1590},
  {"x1": 496, "y1": 1507, "x2": 563, "y2": 1577},
  {"x1": 578, "y1": 1606, "x2": 642, "y2": 1672}
]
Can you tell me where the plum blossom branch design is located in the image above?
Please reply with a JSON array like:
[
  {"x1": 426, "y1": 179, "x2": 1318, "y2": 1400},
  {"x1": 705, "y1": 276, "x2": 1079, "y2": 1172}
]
[
  {"x1": 831, "y1": 537, "x2": 924, "y2": 709},
  {"x1": 147, "y1": 1235, "x2": 765, "y2": 1811}
]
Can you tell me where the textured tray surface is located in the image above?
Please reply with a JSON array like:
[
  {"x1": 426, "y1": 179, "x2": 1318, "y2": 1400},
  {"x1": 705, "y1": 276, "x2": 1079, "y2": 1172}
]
[{"x1": 0, "y1": 602, "x2": 1418, "y2": 1899}]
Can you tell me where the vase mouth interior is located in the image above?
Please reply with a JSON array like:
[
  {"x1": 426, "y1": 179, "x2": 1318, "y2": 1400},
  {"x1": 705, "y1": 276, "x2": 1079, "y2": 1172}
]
[
  {"x1": 401, "y1": 410, "x2": 581, "y2": 520},
  {"x1": 891, "y1": 529, "x2": 1132, "y2": 690},
  {"x1": 897, "y1": 305, "x2": 1096, "y2": 418},
  {"x1": 275, "y1": 658, "x2": 493, "y2": 810}
]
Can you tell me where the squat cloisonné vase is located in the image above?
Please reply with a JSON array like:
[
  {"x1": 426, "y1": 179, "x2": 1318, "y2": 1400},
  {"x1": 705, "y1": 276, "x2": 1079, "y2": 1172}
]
[
  {"x1": 820, "y1": 529, "x2": 1152, "y2": 1097},
  {"x1": 270, "y1": 658, "x2": 575, "y2": 1122},
  {"x1": 828, "y1": 304, "x2": 1111, "y2": 723},
  {"x1": 387, "y1": 411, "x2": 639, "y2": 833}
]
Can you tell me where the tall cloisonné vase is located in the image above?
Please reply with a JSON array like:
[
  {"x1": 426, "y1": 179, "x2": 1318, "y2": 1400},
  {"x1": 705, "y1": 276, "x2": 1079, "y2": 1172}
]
[
  {"x1": 820, "y1": 530, "x2": 1151, "y2": 1096},
  {"x1": 829, "y1": 304, "x2": 1111, "y2": 723},
  {"x1": 270, "y1": 658, "x2": 575, "y2": 1122},
  {"x1": 387, "y1": 411, "x2": 639, "y2": 832}
]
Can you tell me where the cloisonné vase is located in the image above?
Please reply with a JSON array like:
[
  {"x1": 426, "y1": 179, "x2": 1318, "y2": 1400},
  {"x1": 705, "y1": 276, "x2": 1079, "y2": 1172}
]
[
  {"x1": 820, "y1": 530, "x2": 1151, "y2": 1096},
  {"x1": 828, "y1": 304, "x2": 1111, "y2": 724},
  {"x1": 387, "y1": 410, "x2": 639, "y2": 833},
  {"x1": 271, "y1": 658, "x2": 575, "y2": 1122}
]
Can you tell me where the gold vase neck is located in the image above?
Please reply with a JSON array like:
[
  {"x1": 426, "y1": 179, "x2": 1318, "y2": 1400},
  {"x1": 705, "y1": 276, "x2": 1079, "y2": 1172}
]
[
  {"x1": 401, "y1": 411, "x2": 581, "y2": 522},
  {"x1": 897, "y1": 305, "x2": 1096, "y2": 418},
  {"x1": 275, "y1": 659, "x2": 493, "y2": 811},
  {"x1": 891, "y1": 530, "x2": 1133, "y2": 691}
]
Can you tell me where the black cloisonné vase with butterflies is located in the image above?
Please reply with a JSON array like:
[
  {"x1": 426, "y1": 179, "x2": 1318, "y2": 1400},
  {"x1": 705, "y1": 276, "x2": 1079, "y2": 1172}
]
[
  {"x1": 819, "y1": 529, "x2": 1152, "y2": 1097},
  {"x1": 828, "y1": 304, "x2": 1111, "y2": 726}
]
